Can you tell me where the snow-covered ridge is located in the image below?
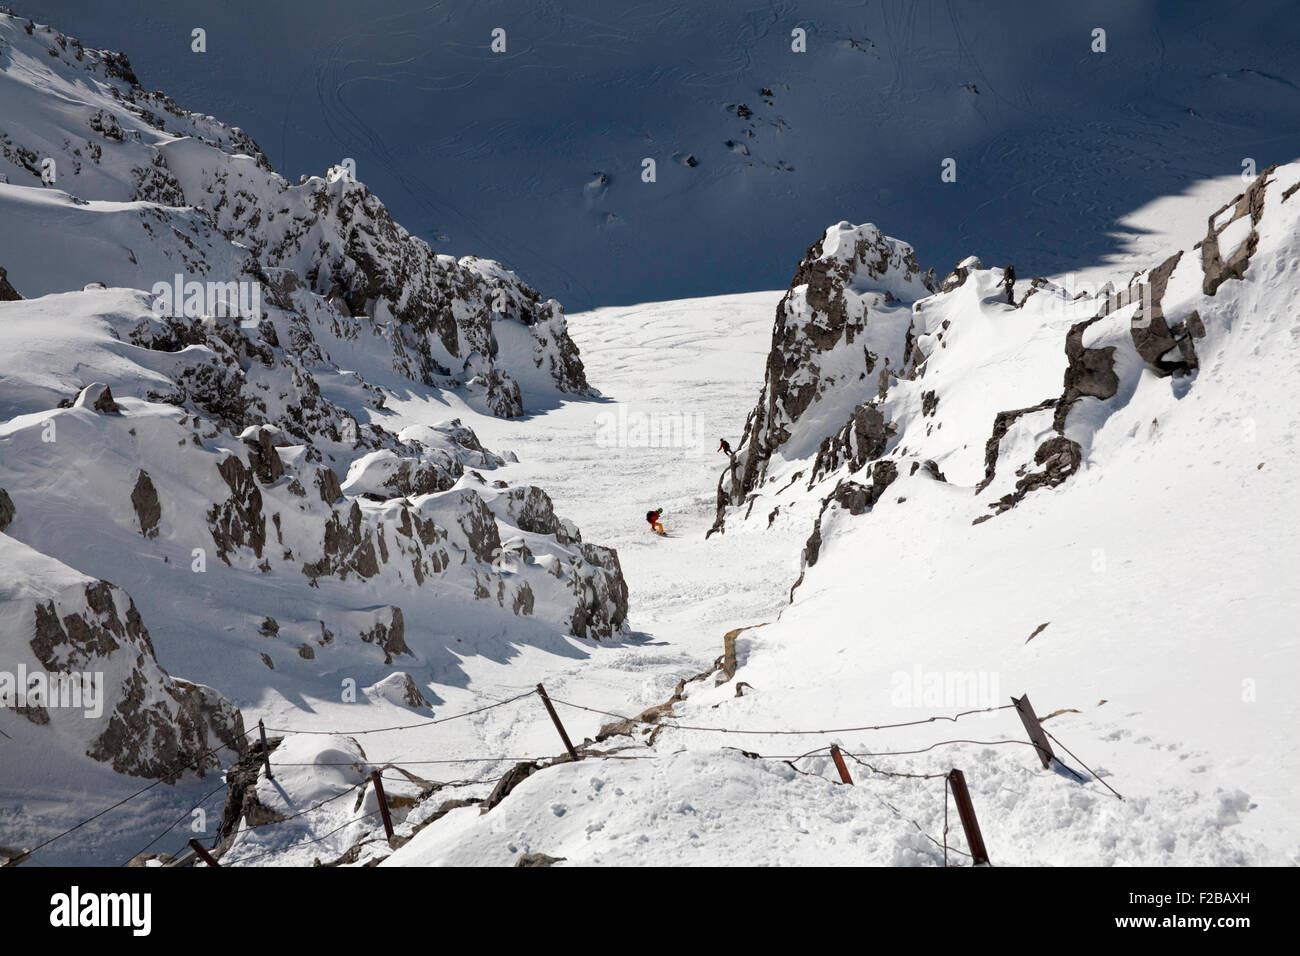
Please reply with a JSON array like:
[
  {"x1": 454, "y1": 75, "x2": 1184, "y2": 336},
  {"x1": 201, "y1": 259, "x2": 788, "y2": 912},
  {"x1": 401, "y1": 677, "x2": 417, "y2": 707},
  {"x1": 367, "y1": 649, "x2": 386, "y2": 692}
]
[{"x1": 716, "y1": 162, "x2": 1300, "y2": 567}]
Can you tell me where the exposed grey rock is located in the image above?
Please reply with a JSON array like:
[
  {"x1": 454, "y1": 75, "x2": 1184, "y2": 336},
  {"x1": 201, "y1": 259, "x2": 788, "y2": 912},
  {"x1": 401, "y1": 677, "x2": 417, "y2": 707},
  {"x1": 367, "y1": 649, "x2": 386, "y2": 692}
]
[
  {"x1": 808, "y1": 403, "x2": 888, "y2": 486},
  {"x1": 1128, "y1": 251, "x2": 1199, "y2": 375},
  {"x1": 498, "y1": 485, "x2": 560, "y2": 536},
  {"x1": 569, "y1": 543, "x2": 629, "y2": 639},
  {"x1": 0, "y1": 265, "x2": 20, "y2": 301},
  {"x1": 130, "y1": 470, "x2": 160, "y2": 538},
  {"x1": 207, "y1": 454, "x2": 266, "y2": 563},
  {"x1": 72, "y1": 382, "x2": 122, "y2": 414},
  {"x1": 242, "y1": 426, "x2": 285, "y2": 484},
  {"x1": 0, "y1": 488, "x2": 14, "y2": 532},
  {"x1": 482, "y1": 760, "x2": 544, "y2": 812},
  {"x1": 515, "y1": 853, "x2": 565, "y2": 867},
  {"x1": 316, "y1": 467, "x2": 343, "y2": 504},
  {"x1": 1200, "y1": 168, "x2": 1271, "y2": 297},
  {"x1": 28, "y1": 579, "x2": 245, "y2": 778},
  {"x1": 714, "y1": 221, "x2": 929, "y2": 534},
  {"x1": 974, "y1": 398, "x2": 1057, "y2": 495},
  {"x1": 358, "y1": 607, "x2": 409, "y2": 665},
  {"x1": 986, "y1": 435, "x2": 1083, "y2": 517},
  {"x1": 939, "y1": 255, "x2": 981, "y2": 293}
]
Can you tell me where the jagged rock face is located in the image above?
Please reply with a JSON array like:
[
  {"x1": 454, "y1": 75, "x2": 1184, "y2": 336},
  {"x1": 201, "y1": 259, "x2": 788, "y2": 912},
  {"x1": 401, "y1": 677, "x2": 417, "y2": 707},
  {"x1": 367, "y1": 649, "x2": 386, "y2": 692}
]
[
  {"x1": 127, "y1": 311, "x2": 374, "y2": 450},
  {"x1": 801, "y1": 460, "x2": 898, "y2": 568},
  {"x1": 809, "y1": 403, "x2": 888, "y2": 486},
  {"x1": 1126, "y1": 251, "x2": 1202, "y2": 375},
  {"x1": 975, "y1": 399, "x2": 1058, "y2": 495},
  {"x1": 715, "y1": 222, "x2": 930, "y2": 532},
  {"x1": 568, "y1": 543, "x2": 629, "y2": 639},
  {"x1": 208, "y1": 455, "x2": 267, "y2": 564},
  {"x1": 9, "y1": 556, "x2": 246, "y2": 779},
  {"x1": 497, "y1": 486, "x2": 560, "y2": 536},
  {"x1": 156, "y1": 148, "x2": 591, "y2": 420},
  {"x1": 1200, "y1": 172, "x2": 1269, "y2": 297},
  {"x1": 242, "y1": 425, "x2": 286, "y2": 484}
]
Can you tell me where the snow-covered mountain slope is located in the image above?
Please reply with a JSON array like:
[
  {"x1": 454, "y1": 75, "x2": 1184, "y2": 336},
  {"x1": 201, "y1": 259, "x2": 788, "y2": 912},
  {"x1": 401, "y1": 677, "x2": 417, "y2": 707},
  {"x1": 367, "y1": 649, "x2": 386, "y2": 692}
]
[
  {"x1": 0, "y1": 11, "x2": 590, "y2": 420},
  {"x1": 0, "y1": 11, "x2": 631, "y2": 858},
  {"x1": 4, "y1": 7, "x2": 1297, "y2": 869},
  {"x1": 15, "y1": 0, "x2": 1300, "y2": 310},
  {"x1": 374, "y1": 167, "x2": 1297, "y2": 867}
]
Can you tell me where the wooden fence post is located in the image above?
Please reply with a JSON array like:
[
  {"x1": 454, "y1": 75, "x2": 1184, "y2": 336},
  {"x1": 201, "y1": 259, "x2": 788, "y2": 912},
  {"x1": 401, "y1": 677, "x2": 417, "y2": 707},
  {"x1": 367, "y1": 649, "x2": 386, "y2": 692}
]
[
  {"x1": 946, "y1": 769, "x2": 990, "y2": 866},
  {"x1": 536, "y1": 683, "x2": 578, "y2": 761},
  {"x1": 258, "y1": 719, "x2": 274, "y2": 781},
  {"x1": 370, "y1": 771, "x2": 395, "y2": 841},
  {"x1": 188, "y1": 838, "x2": 220, "y2": 867},
  {"x1": 829, "y1": 745, "x2": 854, "y2": 784},
  {"x1": 1011, "y1": 694, "x2": 1055, "y2": 770}
]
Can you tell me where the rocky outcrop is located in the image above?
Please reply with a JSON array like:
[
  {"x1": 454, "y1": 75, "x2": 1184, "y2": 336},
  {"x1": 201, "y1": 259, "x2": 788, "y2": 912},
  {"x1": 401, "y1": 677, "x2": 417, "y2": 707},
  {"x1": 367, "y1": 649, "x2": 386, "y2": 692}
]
[
  {"x1": 0, "y1": 488, "x2": 13, "y2": 532},
  {"x1": 808, "y1": 403, "x2": 889, "y2": 486},
  {"x1": 566, "y1": 543, "x2": 629, "y2": 639},
  {"x1": 130, "y1": 470, "x2": 160, "y2": 538},
  {"x1": 12, "y1": 558, "x2": 246, "y2": 779},
  {"x1": 939, "y1": 255, "x2": 981, "y2": 293},
  {"x1": 714, "y1": 221, "x2": 931, "y2": 532},
  {"x1": 365, "y1": 671, "x2": 430, "y2": 710},
  {"x1": 208, "y1": 455, "x2": 267, "y2": 564},
  {"x1": 974, "y1": 166, "x2": 1283, "y2": 520},
  {"x1": 73, "y1": 382, "x2": 123, "y2": 414},
  {"x1": 357, "y1": 607, "x2": 410, "y2": 665},
  {"x1": 1200, "y1": 170, "x2": 1269, "y2": 297}
]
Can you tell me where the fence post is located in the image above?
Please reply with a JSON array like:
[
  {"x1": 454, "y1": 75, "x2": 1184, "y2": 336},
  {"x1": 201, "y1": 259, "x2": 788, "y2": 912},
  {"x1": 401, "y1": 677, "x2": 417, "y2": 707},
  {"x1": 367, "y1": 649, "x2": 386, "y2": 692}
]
[
  {"x1": 258, "y1": 719, "x2": 274, "y2": 781},
  {"x1": 370, "y1": 770, "x2": 395, "y2": 841},
  {"x1": 188, "y1": 838, "x2": 220, "y2": 867},
  {"x1": 946, "y1": 769, "x2": 990, "y2": 866},
  {"x1": 1011, "y1": 694, "x2": 1055, "y2": 770},
  {"x1": 829, "y1": 745, "x2": 854, "y2": 785},
  {"x1": 536, "y1": 683, "x2": 578, "y2": 761}
]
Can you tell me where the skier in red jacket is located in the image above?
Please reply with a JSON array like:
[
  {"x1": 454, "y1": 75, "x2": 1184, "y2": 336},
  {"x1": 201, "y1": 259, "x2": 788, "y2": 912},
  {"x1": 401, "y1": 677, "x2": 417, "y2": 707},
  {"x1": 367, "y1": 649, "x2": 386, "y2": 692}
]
[{"x1": 645, "y1": 508, "x2": 665, "y2": 534}]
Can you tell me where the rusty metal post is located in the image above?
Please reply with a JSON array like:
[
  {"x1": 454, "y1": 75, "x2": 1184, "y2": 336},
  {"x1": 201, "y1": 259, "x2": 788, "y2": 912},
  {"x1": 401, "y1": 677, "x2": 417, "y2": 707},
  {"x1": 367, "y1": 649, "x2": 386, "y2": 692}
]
[
  {"x1": 946, "y1": 769, "x2": 989, "y2": 866},
  {"x1": 1012, "y1": 694, "x2": 1055, "y2": 770},
  {"x1": 188, "y1": 838, "x2": 220, "y2": 867},
  {"x1": 829, "y1": 745, "x2": 854, "y2": 785},
  {"x1": 536, "y1": 683, "x2": 578, "y2": 761},
  {"x1": 257, "y1": 719, "x2": 273, "y2": 780},
  {"x1": 370, "y1": 770, "x2": 394, "y2": 841}
]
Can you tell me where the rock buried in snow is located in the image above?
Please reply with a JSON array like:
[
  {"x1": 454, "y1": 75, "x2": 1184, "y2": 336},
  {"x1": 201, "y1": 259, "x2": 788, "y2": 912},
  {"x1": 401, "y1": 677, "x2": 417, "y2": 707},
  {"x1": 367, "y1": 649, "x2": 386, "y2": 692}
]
[
  {"x1": 73, "y1": 382, "x2": 122, "y2": 414},
  {"x1": 515, "y1": 853, "x2": 565, "y2": 867},
  {"x1": 365, "y1": 672, "x2": 430, "y2": 710}
]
